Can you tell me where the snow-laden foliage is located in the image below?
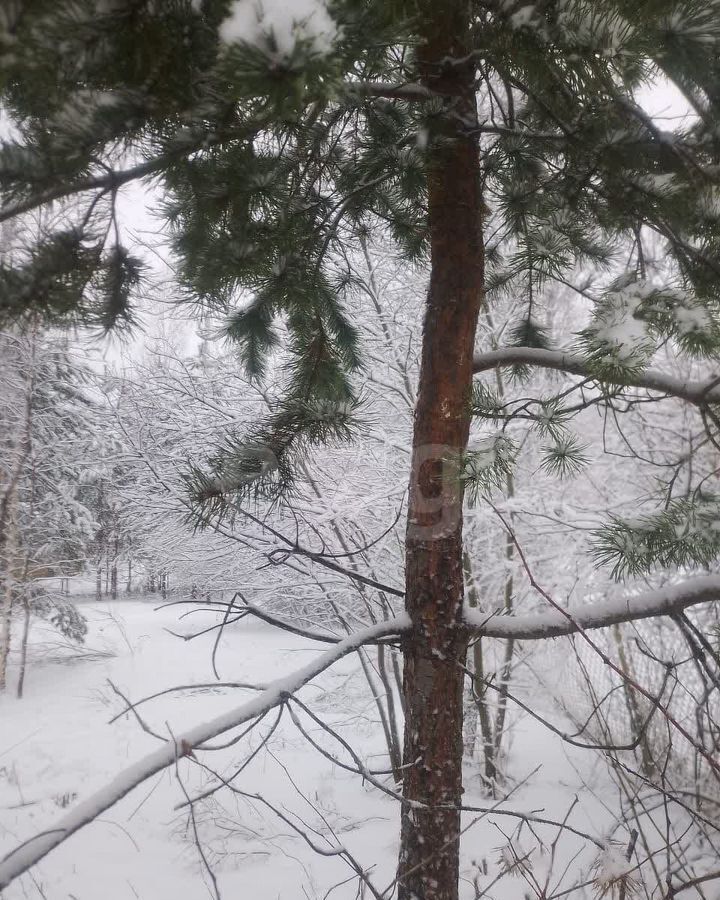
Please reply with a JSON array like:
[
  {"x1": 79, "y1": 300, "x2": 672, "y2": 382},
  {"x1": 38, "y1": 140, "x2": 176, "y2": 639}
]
[
  {"x1": 0, "y1": 329, "x2": 100, "y2": 682},
  {"x1": 0, "y1": 332, "x2": 98, "y2": 577},
  {"x1": 3, "y1": 0, "x2": 720, "y2": 519}
]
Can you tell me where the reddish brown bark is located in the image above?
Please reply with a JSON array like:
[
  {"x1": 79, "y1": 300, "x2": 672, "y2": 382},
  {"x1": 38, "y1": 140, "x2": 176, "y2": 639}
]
[{"x1": 398, "y1": 4, "x2": 484, "y2": 900}]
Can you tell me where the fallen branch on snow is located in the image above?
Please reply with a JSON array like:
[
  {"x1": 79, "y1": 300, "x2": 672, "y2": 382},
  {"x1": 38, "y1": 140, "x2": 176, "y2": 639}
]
[{"x1": 0, "y1": 614, "x2": 409, "y2": 891}]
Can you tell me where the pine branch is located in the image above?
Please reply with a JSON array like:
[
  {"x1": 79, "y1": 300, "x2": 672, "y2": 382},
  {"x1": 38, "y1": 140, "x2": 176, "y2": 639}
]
[
  {"x1": 465, "y1": 574, "x2": 720, "y2": 639},
  {"x1": 472, "y1": 347, "x2": 720, "y2": 407},
  {"x1": 0, "y1": 120, "x2": 265, "y2": 225},
  {"x1": 0, "y1": 157, "x2": 165, "y2": 225}
]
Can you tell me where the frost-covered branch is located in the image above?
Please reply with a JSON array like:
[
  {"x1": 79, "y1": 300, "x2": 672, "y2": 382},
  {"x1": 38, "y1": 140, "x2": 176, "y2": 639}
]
[
  {"x1": 0, "y1": 615, "x2": 409, "y2": 891},
  {"x1": 466, "y1": 574, "x2": 720, "y2": 639},
  {"x1": 472, "y1": 347, "x2": 720, "y2": 407}
]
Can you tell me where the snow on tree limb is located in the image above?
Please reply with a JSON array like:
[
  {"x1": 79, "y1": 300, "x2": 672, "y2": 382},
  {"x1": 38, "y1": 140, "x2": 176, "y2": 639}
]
[
  {"x1": 0, "y1": 614, "x2": 409, "y2": 891},
  {"x1": 465, "y1": 574, "x2": 720, "y2": 639},
  {"x1": 342, "y1": 80, "x2": 438, "y2": 101},
  {"x1": 472, "y1": 347, "x2": 720, "y2": 406}
]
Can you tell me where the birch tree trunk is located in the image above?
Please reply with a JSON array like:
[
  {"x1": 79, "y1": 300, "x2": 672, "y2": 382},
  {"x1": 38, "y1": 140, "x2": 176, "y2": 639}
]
[
  {"x1": 16, "y1": 577, "x2": 31, "y2": 699},
  {"x1": 0, "y1": 338, "x2": 34, "y2": 693},
  {"x1": 0, "y1": 489, "x2": 17, "y2": 691},
  {"x1": 398, "y1": 5, "x2": 483, "y2": 898}
]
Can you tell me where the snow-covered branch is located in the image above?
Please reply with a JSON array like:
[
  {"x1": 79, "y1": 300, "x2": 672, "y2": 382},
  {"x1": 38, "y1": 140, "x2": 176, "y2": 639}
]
[
  {"x1": 343, "y1": 80, "x2": 437, "y2": 101},
  {"x1": 0, "y1": 615, "x2": 409, "y2": 891},
  {"x1": 472, "y1": 347, "x2": 720, "y2": 407},
  {"x1": 465, "y1": 575, "x2": 720, "y2": 639}
]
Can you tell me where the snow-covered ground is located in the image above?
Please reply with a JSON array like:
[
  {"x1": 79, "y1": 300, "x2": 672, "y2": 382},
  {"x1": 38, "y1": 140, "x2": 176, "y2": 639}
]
[{"x1": 1, "y1": 600, "x2": 618, "y2": 899}]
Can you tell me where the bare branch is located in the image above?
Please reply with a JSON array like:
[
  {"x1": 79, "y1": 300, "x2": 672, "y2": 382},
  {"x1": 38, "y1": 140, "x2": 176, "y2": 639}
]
[{"x1": 107, "y1": 680, "x2": 267, "y2": 726}]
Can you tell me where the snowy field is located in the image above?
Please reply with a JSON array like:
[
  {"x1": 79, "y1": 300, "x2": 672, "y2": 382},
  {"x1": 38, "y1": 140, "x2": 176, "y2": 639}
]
[{"x1": 2, "y1": 600, "x2": 624, "y2": 899}]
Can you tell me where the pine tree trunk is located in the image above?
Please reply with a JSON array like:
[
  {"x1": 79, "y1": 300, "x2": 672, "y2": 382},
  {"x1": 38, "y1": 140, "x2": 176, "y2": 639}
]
[{"x1": 398, "y1": 5, "x2": 483, "y2": 898}]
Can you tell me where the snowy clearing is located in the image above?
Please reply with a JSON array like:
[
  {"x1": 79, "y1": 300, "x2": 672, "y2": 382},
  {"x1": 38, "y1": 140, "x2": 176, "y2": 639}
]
[{"x1": 1, "y1": 599, "x2": 619, "y2": 900}]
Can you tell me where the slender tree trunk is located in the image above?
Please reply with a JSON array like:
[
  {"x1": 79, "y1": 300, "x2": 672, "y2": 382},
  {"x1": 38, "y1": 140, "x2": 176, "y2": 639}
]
[
  {"x1": 358, "y1": 646, "x2": 403, "y2": 781},
  {"x1": 398, "y1": 5, "x2": 483, "y2": 898},
  {"x1": 0, "y1": 339, "x2": 35, "y2": 691},
  {"x1": 301, "y1": 462, "x2": 403, "y2": 777},
  {"x1": 463, "y1": 553, "x2": 497, "y2": 781},
  {"x1": 110, "y1": 535, "x2": 119, "y2": 600},
  {"x1": 613, "y1": 623, "x2": 655, "y2": 777},
  {"x1": 0, "y1": 493, "x2": 18, "y2": 692},
  {"x1": 14, "y1": 546, "x2": 32, "y2": 698},
  {"x1": 489, "y1": 518, "x2": 517, "y2": 779},
  {"x1": 16, "y1": 590, "x2": 31, "y2": 699},
  {"x1": 377, "y1": 642, "x2": 403, "y2": 778}
]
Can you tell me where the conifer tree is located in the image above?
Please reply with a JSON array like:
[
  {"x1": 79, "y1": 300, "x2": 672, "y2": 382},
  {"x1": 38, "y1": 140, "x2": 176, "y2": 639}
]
[{"x1": 3, "y1": 2, "x2": 720, "y2": 898}]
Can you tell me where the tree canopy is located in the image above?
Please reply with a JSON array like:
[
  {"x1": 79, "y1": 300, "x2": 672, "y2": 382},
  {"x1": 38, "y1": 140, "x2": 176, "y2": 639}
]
[{"x1": 4, "y1": 1, "x2": 720, "y2": 526}]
